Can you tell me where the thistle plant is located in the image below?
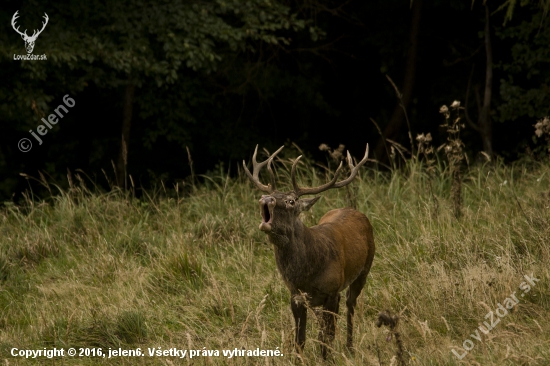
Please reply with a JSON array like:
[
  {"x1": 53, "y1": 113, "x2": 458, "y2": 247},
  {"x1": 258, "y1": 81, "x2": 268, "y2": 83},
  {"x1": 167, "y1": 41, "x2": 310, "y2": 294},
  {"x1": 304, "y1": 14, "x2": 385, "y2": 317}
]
[
  {"x1": 319, "y1": 143, "x2": 358, "y2": 209},
  {"x1": 376, "y1": 311, "x2": 406, "y2": 366},
  {"x1": 319, "y1": 143, "x2": 346, "y2": 162},
  {"x1": 439, "y1": 101, "x2": 465, "y2": 219},
  {"x1": 416, "y1": 132, "x2": 438, "y2": 217},
  {"x1": 534, "y1": 116, "x2": 550, "y2": 158}
]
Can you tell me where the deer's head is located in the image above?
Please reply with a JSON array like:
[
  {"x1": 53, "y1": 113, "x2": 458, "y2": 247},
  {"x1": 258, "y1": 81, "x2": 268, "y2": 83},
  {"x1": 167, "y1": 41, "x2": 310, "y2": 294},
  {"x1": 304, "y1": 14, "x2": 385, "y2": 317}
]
[
  {"x1": 12, "y1": 11, "x2": 49, "y2": 54},
  {"x1": 243, "y1": 145, "x2": 369, "y2": 233}
]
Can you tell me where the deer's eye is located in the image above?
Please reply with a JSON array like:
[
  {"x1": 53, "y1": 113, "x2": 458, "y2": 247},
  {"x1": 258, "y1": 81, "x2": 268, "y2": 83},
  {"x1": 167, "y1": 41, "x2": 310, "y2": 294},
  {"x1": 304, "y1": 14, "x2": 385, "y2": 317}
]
[{"x1": 289, "y1": 200, "x2": 295, "y2": 205}]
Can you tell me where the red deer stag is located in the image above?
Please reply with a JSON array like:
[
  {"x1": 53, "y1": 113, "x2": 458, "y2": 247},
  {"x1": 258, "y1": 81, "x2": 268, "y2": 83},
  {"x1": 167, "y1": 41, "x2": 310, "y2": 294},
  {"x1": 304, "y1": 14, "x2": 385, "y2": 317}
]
[{"x1": 243, "y1": 145, "x2": 375, "y2": 359}]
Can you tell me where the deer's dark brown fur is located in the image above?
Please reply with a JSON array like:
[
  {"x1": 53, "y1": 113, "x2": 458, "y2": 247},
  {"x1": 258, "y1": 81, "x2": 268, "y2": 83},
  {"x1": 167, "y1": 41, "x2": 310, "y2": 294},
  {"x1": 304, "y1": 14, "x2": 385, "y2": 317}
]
[{"x1": 243, "y1": 145, "x2": 375, "y2": 359}]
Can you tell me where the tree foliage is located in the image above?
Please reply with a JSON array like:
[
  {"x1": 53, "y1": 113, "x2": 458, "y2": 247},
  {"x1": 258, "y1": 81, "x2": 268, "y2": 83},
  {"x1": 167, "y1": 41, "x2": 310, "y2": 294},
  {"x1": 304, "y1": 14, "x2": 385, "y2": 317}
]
[
  {"x1": 1, "y1": 0, "x2": 549, "y2": 200},
  {"x1": 496, "y1": 6, "x2": 550, "y2": 123}
]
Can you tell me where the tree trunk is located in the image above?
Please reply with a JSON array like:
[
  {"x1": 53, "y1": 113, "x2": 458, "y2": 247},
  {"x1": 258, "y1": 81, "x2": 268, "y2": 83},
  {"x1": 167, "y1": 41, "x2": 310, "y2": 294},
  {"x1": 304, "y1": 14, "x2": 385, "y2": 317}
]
[
  {"x1": 374, "y1": 0, "x2": 422, "y2": 161},
  {"x1": 479, "y1": 4, "x2": 493, "y2": 156},
  {"x1": 116, "y1": 81, "x2": 135, "y2": 189}
]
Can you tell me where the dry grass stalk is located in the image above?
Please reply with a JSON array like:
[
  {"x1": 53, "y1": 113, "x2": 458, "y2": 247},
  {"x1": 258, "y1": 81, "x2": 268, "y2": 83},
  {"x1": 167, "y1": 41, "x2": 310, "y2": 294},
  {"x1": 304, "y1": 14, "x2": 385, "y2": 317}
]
[
  {"x1": 386, "y1": 74, "x2": 415, "y2": 153},
  {"x1": 122, "y1": 135, "x2": 128, "y2": 190},
  {"x1": 186, "y1": 146, "x2": 195, "y2": 186},
  {"x1": 387, "y1": 139, "x2": 411, "y2": 166}
]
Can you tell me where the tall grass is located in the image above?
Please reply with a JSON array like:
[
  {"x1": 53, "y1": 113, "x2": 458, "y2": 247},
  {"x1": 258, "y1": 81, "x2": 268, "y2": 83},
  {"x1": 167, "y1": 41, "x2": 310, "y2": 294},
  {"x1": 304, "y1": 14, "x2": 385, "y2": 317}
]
[{"x1": 0, "y1": 156, "x2": 549, "y2": 365}]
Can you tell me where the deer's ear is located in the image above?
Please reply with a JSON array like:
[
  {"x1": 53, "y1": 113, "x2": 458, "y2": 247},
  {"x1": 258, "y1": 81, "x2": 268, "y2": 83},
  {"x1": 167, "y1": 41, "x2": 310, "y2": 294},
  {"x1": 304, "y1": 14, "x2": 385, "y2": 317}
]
[{"x1": 299, "y1": 196, "x2": 320, "y2": 211}]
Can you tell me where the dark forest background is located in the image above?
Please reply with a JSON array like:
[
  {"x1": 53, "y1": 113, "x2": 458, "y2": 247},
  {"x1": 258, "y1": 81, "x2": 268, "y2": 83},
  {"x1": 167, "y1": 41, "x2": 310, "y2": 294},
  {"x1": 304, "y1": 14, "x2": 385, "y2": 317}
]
[{"x1": 1, "y1": 0, "x2": 549, "y2": 201}]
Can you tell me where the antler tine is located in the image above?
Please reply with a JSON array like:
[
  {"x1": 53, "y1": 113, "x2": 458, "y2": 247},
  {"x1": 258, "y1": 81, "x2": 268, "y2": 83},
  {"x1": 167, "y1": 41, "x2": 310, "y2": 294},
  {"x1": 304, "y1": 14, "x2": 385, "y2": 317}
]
[
  {"x1": 292, "y1": 155, "x2": 344, "y2": 197},
  {"x1": 11, "y1": 11, "x2": 27, "y2": 37},
  {"x1": 290, "y1": 155, "x2": 302, "y2": 193},
  {"x1": 36, "y1": 13, "x2": 49, "y2": 36},
  {"x1": 333, "y1": 144, "x2": 369, "y2": 188},
  {"x1": 31, "y1": 13, "x2": 49, "y2": 38},
  {"x1": 243, "y1": 145, "x2": 284, "y2": 193},
  {"x1": 243, "y1": 145, "x2": 269, "y2": 192},
  {"x1": 11, "y1": 10, "x2": 19, "y2": 26}
]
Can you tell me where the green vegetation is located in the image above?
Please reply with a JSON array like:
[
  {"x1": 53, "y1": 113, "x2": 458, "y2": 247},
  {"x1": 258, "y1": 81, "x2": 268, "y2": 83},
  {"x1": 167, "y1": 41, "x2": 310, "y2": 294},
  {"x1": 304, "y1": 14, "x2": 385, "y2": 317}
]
[{"x1": 1, "y1": 153, "x2": 549, "y2": 365}]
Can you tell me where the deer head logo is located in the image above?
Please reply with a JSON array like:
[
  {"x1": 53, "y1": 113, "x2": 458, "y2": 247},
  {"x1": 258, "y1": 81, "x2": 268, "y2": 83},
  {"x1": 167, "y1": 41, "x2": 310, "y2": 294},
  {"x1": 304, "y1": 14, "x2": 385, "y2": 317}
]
[{"x1": 11, "y1": 10, "x2": 49, "y2": 54}]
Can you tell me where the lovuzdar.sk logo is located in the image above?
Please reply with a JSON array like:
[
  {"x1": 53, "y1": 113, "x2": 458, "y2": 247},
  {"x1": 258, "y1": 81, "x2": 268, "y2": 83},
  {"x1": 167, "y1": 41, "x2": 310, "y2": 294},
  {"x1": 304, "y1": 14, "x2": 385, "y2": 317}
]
[{"x1": 12, "y1": 10, "x2": 48, "y2": 61}]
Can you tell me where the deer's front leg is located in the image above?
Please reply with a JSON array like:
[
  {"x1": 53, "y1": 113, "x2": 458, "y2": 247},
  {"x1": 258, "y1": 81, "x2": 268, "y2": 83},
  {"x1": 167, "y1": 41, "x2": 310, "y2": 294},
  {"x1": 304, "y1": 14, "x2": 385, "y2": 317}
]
[
  {"x1": 319, "y1": 294, "x2": 340, "y2": 359},
  {"x1": 291, "y1": 296, "x2": 307, "y2": 353}
]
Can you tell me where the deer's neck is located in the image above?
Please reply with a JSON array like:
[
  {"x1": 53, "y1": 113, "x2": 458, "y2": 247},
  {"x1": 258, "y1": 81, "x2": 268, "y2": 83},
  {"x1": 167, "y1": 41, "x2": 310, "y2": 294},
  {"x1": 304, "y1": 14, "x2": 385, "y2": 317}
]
[
  {"x1": 268, "y1": 217, "x2": 305, "y2": 247},
  {"x1": 268, "y1": 218, "x2": 332, "y2": 291}
]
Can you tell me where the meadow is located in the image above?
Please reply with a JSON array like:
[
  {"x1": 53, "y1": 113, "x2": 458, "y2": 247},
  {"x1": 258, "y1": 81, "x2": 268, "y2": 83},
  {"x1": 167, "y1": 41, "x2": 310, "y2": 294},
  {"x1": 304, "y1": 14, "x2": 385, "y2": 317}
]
[{"x1": 1, "y1": 151, "x2": 549, "y2": 365}]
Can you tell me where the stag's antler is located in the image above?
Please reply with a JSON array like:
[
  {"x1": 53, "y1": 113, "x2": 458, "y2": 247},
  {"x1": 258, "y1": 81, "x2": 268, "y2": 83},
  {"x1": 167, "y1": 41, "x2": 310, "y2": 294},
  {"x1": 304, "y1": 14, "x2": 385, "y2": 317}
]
[
  {"x1": 291, "y1": 144, "x2": 369, "y2": 197},
  {"x1": 11, "y1": 11, "x2": 27, "y2": 38},
  {"x1": 32, "y1": 13, "x2": 49, "y2": 39},
  {"x1": 243, "y1": 145, "x2": 284, "y2": 193},
  {"x1": 11, "y1": 11, "x2": 49, "y2": 40}
]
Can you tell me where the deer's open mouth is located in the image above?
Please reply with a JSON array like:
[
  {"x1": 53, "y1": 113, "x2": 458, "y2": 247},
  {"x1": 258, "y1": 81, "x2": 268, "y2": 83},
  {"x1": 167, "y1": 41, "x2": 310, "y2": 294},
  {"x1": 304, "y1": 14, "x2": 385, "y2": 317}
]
[
  {"x1": 263, "y1": 204, "x2": 271, "y2": 222},
  {"x1": 259, "y1": 196, "x2": 275, "y2": 232}
]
